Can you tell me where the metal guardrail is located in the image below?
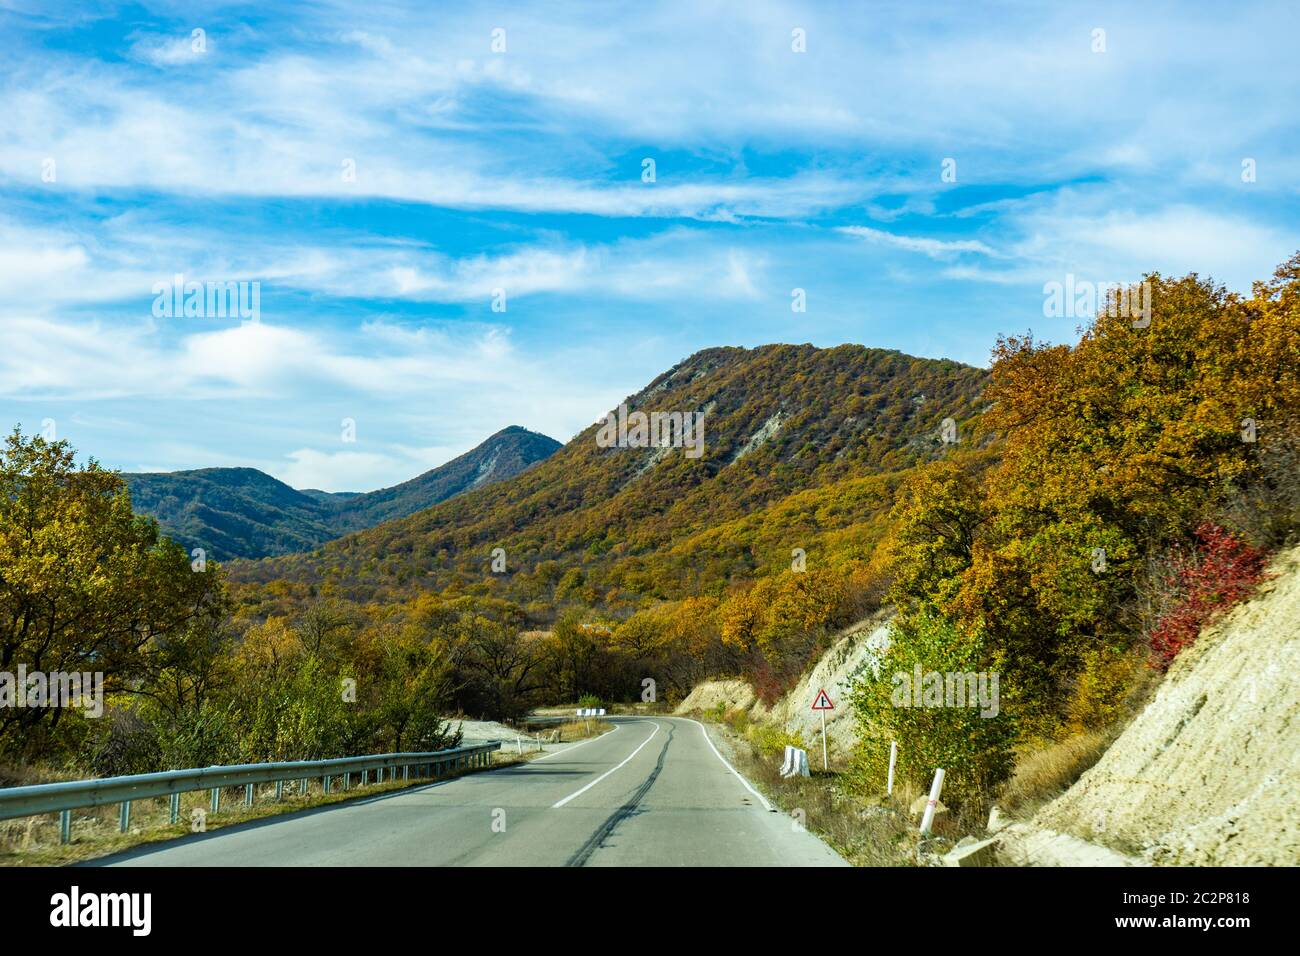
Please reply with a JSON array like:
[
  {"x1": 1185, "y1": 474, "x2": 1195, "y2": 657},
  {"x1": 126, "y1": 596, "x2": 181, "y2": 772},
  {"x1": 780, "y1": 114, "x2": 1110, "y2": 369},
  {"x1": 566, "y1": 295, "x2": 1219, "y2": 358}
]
[{"x1": 0, "y1": 740, "x2": 502, "y2": 844}]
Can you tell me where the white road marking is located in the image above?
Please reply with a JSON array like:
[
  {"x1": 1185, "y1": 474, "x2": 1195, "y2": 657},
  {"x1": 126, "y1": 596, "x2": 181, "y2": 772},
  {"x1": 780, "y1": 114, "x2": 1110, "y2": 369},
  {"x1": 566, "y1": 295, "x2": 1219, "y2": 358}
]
[
  {"x1": 550, "y1": 721, "x2": 661, "y2": 808},
  {"x1": 532, "y1": 722, "x2": 622, "y2": 761},
  {"x1": 676, "y1": 716, "x2": 775, "y2": 812}
]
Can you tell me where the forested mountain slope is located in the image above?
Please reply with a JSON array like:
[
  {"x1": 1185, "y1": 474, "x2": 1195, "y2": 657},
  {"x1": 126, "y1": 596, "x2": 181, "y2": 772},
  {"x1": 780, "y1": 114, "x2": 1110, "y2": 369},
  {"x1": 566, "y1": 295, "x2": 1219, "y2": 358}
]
[{"x1": 233, "y1": 344, "x2": 989, "y2": 611}]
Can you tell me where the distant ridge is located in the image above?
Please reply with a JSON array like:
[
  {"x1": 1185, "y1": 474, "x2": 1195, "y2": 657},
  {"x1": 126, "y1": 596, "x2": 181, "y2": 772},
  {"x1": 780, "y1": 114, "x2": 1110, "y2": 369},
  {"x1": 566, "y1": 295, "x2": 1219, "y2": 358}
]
[{"x1": 123, "y1": 425, "x2": 561, "y2": 560}]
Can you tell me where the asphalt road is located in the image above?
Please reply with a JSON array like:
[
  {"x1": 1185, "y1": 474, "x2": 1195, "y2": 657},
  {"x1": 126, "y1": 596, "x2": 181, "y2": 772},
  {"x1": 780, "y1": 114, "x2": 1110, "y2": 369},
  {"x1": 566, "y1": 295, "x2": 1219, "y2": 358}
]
[{"x1": 92, "y1": 716, "x2": 846, "y2": 867}]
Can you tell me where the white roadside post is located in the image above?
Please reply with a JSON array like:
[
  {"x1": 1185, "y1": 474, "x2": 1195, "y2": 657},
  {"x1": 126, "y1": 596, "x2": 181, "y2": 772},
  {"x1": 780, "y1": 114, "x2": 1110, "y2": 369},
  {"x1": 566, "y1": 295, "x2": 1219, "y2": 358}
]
[
  {"x1": 810, "y1": 688, "x2": 834, "y2": 771},
  {"x1": 887, "y1": 741, "x2": 898, "y2": 795},
  {"x1": 919, "y1": 768, "x2": 946, "y2": 836}
]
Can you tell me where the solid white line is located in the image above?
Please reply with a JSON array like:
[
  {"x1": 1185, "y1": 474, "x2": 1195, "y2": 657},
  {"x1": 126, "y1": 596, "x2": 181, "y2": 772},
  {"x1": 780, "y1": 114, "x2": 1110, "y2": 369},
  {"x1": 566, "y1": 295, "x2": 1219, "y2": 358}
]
[
  {"x1": 550, "y1": 722, "x2": 660, "y2": 809},
  {"x1": 676, "y1": 716, "x2": 775, "y2": 812},
  {"x1": 532, "y1": 722, "x2": 622, "y2": 761}
]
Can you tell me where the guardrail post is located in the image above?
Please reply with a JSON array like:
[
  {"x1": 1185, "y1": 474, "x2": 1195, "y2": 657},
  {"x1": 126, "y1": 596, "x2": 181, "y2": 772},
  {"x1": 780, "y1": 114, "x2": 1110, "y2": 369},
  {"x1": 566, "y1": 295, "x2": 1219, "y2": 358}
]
[
  {"x1": 60, "y1": 809, "x2": 71, "y2": 844},
  {"x1": 211, "y1": 788, "x2": 220, "y2": 814},
  {"x1": 245, "y1": 783, "x2": 254, "y2": 807},
  {"x1": 119, "y1": 800, "x2": 131, "y2": 833},
  {"x1": 169, "y1": 792, "x2": 180, "y2": 824},
  {"x1": 403, "y1": 765, "x2": 409, "y2": 781},
  {"x1": 275, "y1": 780, "x2": 283, "y2": 801},
  {"x1": 299, "y1": 777, "x2": 308, "y2": 795},
  {"x1": 345, "y1": 772, "x2": 352, "y2": 791},
  {"x1": 323, "y1": 774, "x2": 331, "y2": 795}
]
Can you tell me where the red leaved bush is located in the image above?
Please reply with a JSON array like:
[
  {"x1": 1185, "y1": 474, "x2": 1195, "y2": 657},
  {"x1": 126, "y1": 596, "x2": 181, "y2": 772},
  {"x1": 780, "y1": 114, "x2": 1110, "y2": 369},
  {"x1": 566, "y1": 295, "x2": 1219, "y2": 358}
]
[
  {"x1": 743, "y1": 656, "x2": 792, "y2": 706},
  {"x1": 1149, "y1": 523, "x2": 1271, "y2": 667}
]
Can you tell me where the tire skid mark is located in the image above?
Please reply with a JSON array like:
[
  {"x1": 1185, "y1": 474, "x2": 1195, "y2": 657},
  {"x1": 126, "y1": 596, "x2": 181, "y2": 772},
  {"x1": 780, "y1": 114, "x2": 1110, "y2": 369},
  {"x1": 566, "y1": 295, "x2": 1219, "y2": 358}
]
[{"x1": 565, "y1": 721, "x2": 674, "y2": 867}]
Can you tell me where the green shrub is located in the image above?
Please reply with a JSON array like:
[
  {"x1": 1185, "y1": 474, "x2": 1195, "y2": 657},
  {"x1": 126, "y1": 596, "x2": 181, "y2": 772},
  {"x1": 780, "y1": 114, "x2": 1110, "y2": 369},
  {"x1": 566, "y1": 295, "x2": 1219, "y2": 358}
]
[
  {"x1": 1065, "y1": 644, "x2": 1144, "y2": 733},
  {"x1": 847, "y1": 611, "x2": 1018, "y2": 812}
]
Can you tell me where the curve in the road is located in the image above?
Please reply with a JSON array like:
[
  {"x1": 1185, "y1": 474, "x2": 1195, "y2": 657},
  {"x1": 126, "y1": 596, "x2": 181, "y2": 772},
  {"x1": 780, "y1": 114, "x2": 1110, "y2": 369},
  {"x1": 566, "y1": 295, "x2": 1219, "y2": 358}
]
[{"x1": 88, "y1": 716, "x2": 846, "y2": 867}]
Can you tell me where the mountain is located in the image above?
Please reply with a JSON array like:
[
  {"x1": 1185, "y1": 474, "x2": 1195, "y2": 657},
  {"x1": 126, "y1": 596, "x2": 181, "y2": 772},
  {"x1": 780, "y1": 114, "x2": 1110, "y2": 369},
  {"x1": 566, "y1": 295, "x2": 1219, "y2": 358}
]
[
  {"x1": 123, "y1": 426, "x2": 561, "y2": 560},
  {"x1": 233, "y1": 344, "x2": 989, "y2": 610},
  {"x1": 330, "y1": 426, "x2": 563, "y2": 534}
]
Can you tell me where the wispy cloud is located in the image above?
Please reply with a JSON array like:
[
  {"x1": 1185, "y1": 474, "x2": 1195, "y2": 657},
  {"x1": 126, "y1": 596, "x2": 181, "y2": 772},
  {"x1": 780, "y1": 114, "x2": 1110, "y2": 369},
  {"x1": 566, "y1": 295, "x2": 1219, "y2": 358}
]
[{"x1": 838, "y1": 226, "x2": 997, "y2": 259}]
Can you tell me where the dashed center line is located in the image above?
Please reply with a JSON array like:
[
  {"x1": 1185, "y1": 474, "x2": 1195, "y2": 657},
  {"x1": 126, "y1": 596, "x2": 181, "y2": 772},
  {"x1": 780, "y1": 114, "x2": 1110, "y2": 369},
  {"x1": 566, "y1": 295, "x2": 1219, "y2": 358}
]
[{"x1": 550, "y1": 721, "x2": 661, "y2": 809}]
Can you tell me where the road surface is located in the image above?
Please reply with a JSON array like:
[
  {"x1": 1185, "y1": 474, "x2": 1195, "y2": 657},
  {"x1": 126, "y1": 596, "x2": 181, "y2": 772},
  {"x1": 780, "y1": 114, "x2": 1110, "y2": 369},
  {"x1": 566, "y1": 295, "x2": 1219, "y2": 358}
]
[{"x1": 92, "y1": 716, "x2": 846, "y2": 867}]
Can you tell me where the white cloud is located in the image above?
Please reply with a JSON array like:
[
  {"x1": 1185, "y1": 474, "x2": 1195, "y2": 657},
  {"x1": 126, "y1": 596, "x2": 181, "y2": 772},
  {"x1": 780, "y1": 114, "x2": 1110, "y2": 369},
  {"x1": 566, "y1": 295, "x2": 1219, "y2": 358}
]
[
  {"x1": 939, "y1": 190, "x2": 1299, "y2": 292},
  {"x1": 128, "y1": 32, "x2": 211, "y2": 67},
  {"x1": 277, "y1": 447, "x2": 419, "y2": 493},
  {"x1": 838, "y1": 226, "x2": 996, "y2": 259}
]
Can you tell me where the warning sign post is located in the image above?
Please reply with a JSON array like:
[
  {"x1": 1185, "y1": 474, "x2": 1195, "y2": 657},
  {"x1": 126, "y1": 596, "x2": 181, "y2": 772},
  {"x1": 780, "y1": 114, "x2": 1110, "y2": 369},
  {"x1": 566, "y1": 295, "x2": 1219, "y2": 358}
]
[{"x1": 811, "y1": 689, "x2": 834, "y2": 770}]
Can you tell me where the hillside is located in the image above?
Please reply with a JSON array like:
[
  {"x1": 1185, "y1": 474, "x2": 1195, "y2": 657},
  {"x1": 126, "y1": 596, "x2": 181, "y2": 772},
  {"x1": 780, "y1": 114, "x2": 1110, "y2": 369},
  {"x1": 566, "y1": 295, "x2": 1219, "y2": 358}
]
[
  {"x1": 233, "y1": 344, "x2": 989, "y2": 610},
  {"x1": 123, "y1": 426, "x2": 560, "y2": 560},
  {"x1": 999, "y1": 542, "x2": 1300, "y2": 866}
]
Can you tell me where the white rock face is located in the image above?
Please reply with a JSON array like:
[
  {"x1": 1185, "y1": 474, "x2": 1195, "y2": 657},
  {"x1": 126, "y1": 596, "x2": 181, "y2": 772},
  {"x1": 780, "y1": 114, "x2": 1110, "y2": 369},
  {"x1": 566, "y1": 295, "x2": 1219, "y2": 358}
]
[
  {"x1": 1026, "y1": 544, "x2": 1300, "y2": 866},
  {"x1": 731, "y1": 412, "x2": 784, "y2": 463},
  {"x1": 675, "y1": 678, "x2": 756, "y2": 715},
  {"x1": 675, "y1": 614, "x2": 891, "y2": 758},
  {"x1": 749, "y1": 617, "x2": 890, "y2": 756}
]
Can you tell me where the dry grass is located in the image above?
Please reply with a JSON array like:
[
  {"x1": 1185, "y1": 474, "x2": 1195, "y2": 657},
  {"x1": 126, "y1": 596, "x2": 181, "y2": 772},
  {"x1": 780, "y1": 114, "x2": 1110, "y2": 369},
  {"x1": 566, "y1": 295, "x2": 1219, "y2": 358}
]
[
  {"x1": 997, "y1": 730, "x2": 1113, "y2": 818},
  {"x1": 699, "y1": 712, "x2": 921, "y2": 866},
  {"x1": 0, "y1": 750, "x2": 525, "y2": 867},
  {"x1": 550, "y1": 719, "x2": 613, "y2": 741}
]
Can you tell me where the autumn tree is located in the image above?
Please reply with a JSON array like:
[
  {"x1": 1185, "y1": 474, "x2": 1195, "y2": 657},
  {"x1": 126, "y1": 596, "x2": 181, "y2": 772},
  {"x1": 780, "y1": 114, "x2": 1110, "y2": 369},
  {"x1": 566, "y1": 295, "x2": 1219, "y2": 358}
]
[{"x1": 0, "y1": 428, "x2": 226, "y2": 758}]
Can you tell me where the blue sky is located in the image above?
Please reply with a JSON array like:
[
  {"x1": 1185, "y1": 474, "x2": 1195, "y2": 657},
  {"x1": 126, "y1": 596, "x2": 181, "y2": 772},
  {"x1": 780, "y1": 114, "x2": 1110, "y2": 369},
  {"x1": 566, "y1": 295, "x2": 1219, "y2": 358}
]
[{"x1": 1, "y1": 0, "x2": 1297, "y2": 491}]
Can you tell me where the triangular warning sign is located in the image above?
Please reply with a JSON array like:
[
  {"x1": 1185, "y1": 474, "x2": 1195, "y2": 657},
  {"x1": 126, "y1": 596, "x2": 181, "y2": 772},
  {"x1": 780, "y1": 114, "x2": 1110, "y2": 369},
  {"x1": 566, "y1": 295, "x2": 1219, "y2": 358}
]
[{"x1": 811, "y1": 688, "x2": 834, "y2": 711}]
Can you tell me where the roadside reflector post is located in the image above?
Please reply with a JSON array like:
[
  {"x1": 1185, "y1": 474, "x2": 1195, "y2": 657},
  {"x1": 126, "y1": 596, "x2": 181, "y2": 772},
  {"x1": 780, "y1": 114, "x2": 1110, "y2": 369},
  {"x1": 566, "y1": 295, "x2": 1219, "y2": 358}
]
[
  {"x1": 919, "y1": 768, "x2": 946, "y2": 836},
  {"x1": 60, "y1": 809, "x2": 71, "y2": 844},
  {"x1": 169, "y1": 792, "x2": 180, "y2": 824},
  {"x1": 887, "y1": 741, "x2": 898, "y2": 796}
]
